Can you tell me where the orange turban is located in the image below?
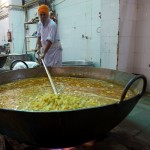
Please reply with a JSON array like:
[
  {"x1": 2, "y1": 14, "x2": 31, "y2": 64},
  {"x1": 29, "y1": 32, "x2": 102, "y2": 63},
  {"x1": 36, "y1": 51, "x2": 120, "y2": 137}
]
[{"x1": 38, "y1": 5, "x2": 49, "y2": 15}]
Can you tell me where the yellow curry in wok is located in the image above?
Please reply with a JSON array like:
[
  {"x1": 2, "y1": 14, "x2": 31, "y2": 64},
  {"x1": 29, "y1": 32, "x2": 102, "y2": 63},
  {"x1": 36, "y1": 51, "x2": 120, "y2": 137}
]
[{"x1": 0, "y1": 77, "x2": 135, "y2": 111}]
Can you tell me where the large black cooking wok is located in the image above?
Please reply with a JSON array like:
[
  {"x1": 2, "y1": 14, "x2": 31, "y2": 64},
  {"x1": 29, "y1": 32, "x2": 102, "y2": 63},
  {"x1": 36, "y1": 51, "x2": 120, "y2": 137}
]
[{"x1": 0, "y1": 67, "x2": 147, "y2": 148}]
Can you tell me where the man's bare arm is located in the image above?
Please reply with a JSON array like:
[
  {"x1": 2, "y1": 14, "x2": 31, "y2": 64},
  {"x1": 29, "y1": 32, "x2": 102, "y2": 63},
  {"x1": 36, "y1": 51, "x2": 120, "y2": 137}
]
[
  {"x1": 35, "y1": 37, "x2": 42, "y2": 51},
  {"x1": 43, "y1": 40, "x2": 52, "y2": 56}
]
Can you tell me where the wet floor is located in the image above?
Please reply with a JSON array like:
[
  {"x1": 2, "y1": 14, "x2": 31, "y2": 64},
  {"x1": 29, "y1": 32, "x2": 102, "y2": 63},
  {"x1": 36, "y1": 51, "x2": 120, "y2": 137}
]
[{"x1": 0, "y1": 93, "x2": 150, "y2": 150}]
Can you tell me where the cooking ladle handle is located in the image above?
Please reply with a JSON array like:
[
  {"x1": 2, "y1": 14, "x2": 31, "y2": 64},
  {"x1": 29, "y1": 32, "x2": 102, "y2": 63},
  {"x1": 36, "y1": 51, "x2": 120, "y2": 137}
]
[
  {"x1": 41, "y1": 58, "x2": 58, "y2": 95},
  {"x1": 120, "y1": 75, "x2": 147, "y2": 104}
]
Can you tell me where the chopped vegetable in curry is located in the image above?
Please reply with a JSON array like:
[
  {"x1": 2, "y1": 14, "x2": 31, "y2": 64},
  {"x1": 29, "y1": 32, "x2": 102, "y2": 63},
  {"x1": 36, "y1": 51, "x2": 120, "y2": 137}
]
[{"x1": 0, "y1": 77, "x2": 135, "y2": 111}]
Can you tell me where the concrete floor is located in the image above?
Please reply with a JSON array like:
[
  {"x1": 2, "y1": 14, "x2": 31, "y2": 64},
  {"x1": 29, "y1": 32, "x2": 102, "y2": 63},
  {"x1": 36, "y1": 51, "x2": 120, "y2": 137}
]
[
  {"x1": 105, "y1": 92, "x2": 150, "y2": 150},
  {"x1": 0, "y1": 93, "x2": 150, "y2": 150}
]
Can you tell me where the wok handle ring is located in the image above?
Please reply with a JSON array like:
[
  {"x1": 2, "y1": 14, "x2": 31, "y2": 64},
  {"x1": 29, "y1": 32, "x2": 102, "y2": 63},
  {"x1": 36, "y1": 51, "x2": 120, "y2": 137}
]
[
  {"x1": 120, "y1": 75, "x2": 147, "y2": 104},
  {"x1": 10, "y1": 59, "x2": 29, "y2": 70}
]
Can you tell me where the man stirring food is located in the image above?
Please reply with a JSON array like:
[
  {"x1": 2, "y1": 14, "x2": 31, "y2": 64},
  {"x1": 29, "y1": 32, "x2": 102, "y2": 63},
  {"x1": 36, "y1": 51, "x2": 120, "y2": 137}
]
[{"x1": 36, "y1": 4, "x2": 62, "y2": 67}]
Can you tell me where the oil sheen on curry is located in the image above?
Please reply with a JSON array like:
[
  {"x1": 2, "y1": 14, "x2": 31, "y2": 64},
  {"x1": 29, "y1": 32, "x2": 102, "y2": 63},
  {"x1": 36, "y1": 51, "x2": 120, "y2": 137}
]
[{"x1": 0, "y1": 77, "x2": 135, "y2": 111}]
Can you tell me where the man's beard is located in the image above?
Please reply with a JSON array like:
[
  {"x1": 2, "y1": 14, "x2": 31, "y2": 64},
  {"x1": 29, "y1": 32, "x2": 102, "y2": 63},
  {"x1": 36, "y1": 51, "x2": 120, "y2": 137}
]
[{"x1": 41, "y1": 17, "x2": 49, "y2": 26}]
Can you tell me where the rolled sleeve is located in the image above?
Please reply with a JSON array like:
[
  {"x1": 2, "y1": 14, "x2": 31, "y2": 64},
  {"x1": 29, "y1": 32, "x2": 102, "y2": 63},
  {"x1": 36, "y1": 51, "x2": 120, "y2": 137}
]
[{"x1": 47, "y1": 24, "x2": 57, "y2": 43}]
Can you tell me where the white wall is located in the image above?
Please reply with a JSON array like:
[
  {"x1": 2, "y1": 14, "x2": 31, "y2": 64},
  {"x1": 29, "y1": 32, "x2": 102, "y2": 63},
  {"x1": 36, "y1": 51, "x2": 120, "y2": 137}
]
[
  {"x1": 0, "y1": 17, "x2": 9, "y2": 45},
  {"x1": 8, "y1": 0, "x2": 22, "y2": 5},
  {"x1": 9, "y1": 10, "x2": 25, "y2": 54},
  {"x1": 101, "y1": 0, "x2": 119, "y2": 69},
  {"x1": 0, "y1": 0, "x2": 9, "y2": 46},
  {"x1": 134, "y1": 0, "x2": 150, "y2": 91},
  {"x1": 118, "y1": 0, "x2": 137, "y2": 73},
  {"x1": 8, "y1": 0, "x2": 25, "y2": 54},
  {"x1": 55, "y1": 0, "x2": 119, "y2": 68},
  {"x1": 55, "y1": 0, "x2": 101, "y2": 66},
  {"x1": 0, "y1": 0, "x2": 25, "y2": 53},
  {"x1": 118, "y1": 0, "x2": 150, "y2": 91}
]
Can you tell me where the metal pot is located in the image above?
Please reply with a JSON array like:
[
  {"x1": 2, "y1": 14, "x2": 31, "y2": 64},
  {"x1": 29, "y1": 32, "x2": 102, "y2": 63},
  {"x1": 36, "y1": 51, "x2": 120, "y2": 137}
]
[
  {"x1": 0, "y1": 67, "x2": 147, "y2": 148},
  {"x1": 62, "y1": 61, "x2": 95, "y2": 67},
  {"x1": 5, "y1": 54, "x2": 32, "y2": 66},
  {"x1": 0, "y1": 55, "x2": 8, "y2": 68}
]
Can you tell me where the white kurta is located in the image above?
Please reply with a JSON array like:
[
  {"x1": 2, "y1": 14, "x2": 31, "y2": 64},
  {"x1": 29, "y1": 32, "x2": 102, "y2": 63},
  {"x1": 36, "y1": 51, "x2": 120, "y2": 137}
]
[{"x1": 37, "y1": 19, "x2": 62, "y2": 67}]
